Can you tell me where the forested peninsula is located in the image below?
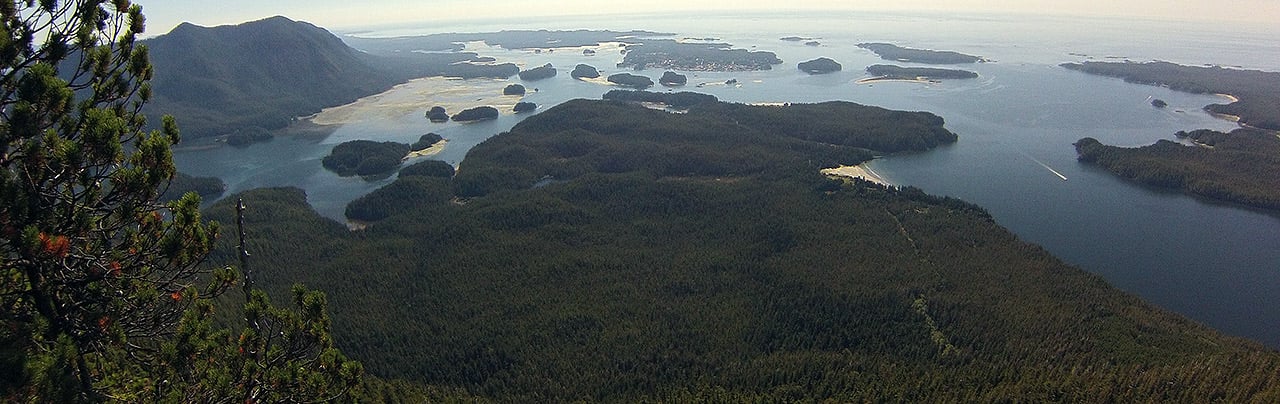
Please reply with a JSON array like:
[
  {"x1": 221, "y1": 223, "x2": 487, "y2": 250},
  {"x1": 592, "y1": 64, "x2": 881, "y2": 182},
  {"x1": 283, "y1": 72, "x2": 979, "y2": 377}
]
[
  {"x1": 1061, "y1": 61, "x2": 1280, "y2": 130},
  {"x1": 205, "y1": 99, "x2": 1280, "y2": 402},
  {"x1": 1076, "y1": 129, "x2": 1280, "y2": 209}
]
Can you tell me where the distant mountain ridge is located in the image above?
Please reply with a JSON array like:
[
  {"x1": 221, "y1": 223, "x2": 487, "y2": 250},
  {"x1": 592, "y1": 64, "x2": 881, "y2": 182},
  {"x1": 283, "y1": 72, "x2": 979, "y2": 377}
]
[{"x1": 144, "y1": 16, "x2": 409, "y2": 138}]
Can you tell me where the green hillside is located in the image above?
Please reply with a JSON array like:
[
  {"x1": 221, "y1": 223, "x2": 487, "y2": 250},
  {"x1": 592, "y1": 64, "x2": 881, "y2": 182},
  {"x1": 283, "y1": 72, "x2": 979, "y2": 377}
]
[
  {"x1": 207, "y1": 99, "x2": 1280, "y2": 401},
  {"x1": 1076, "y1": 128, "x2": 1280, "y2": 209}
]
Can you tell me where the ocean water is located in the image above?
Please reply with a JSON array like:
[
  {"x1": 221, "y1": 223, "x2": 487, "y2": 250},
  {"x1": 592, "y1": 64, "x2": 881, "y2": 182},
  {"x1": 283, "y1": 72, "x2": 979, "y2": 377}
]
[{"x1": 174, "y1": 11, "x2": 1280, "y2": 347}]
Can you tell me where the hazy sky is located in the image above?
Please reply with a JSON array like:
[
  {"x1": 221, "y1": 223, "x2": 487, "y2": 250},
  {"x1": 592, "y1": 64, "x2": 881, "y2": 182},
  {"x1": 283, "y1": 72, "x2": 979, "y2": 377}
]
[{"x1": 142, "y1": 0, "x2": 1276, "y2": 35}]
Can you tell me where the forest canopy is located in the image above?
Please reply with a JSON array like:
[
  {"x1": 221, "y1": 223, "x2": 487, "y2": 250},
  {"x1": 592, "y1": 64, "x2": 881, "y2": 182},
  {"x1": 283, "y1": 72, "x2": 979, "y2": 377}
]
[
  {"x1": 203, "y1": 99, "x2": 1280, "y2": 401},
  {"x1": 857, "y1": 43, "x2": 983, "y2": 64},
  {"x1": 1075, "y1": 128, "x2": 1280, "y2": 209}
]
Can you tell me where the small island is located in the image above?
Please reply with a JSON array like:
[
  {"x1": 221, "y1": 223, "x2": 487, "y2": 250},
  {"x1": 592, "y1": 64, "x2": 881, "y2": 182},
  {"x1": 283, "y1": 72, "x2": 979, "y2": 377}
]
[
  {"x1": 857, "y1": 43, "x2": 983, "y2": 64},
  {"x1": 861, "y1": 65, "x2": 978, "y2": 82},
  {"x1": 659, "y1": 71, "x2": 687, "y2": 86},
  {"x1": 426, "y1": 106, "x2": 449, "y2": 122},
  {"x1": 518, "y1": 63, "x2": 557, "y2": 81},
  {"x1": 503, "y1": 84, "x2": 526, "y2": 96},
  {"x1": 514, "y1": 101, "x2": 538, "y2": 113},
  {"x1": 452, "y1": 106, "x2": 500, "y2": 122},
  {"x1": 571, "y1": 63, "x2": 601, "y2": 79},
  {"x1": 618, "y1": 39, "x2": 782, "y2": 71},
  {"x1": 607, "y1": 73, "x2": 654, "y2": 89},
  {"x1": 225, "y1": 126, "x2": 274, "y2": 147},
  {"x1": 1075, "y1": 128, "x2": 1280, "y2": 210},
  {"x1": 1151, "y1": 98, "x2": 1168, "y2": 108},
  {"x1": 798, "y1": 57, "x2": 842, "y2": 74},
  {"x1": 412, "y1": 133, "x2": 444, "y2": 150},
  {"x1": 322, "y1": 140, "x2": 411, "y2": 177}
]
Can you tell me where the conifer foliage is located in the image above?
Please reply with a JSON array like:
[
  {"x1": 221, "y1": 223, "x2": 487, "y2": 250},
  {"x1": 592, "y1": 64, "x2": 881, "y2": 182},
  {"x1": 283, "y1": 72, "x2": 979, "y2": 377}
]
[{"x1": 0, "y1": 1, "x2": 358, "y2": 401}]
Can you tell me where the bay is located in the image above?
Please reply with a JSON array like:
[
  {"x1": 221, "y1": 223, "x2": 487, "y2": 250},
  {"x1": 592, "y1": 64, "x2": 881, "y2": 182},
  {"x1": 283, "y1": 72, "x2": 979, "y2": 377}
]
[{"x1": 174, "y1": 11, "x2": 1280, "y2": 347}]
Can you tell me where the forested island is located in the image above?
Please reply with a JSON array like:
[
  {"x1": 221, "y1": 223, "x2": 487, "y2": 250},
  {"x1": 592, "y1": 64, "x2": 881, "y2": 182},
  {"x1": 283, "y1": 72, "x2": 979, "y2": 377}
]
[
  {"x1": 858, "y1": 43, "x2": 983, "y2": 64},
  {"x1": 571, "y1": 63, "x2": 601, "y2": 79},
  {"x1": 205, "y1": 98, "x2": 1280, "y2": 401},
  {"x1": 798, "y1": 57, "x2": 842, "y2": 74},
  {"x1": 451, "y1": 106, "x2": 500, "y2": 122},
  {"x1": 659, "y1": 71, "x2": 688, "y2": 86},
  {"x1": 607, "y1": 73, "x2": 654, "y2": 89},
  {"x1": 1075, "y1": 129, "x2": 1280, "y2": 209},
  {"x1": 863, "y1": 64, "x2": 979, "y2": 81},
  {"x1": 1061, "y1": 61, "x2": 1280, "y2": 130},
  {"x1": 513, "y1": 102, "x2": 538, "y2": 113},
  {"x1": 619, "y1": 39, "x2": 783, "y2": 71},
  {"x1": 322, "y1": 134, "x2": 445, "y2": 178},
  {"x1": 502, "y1": 84, "x2": 526, "y2": 95},
  {"x1": 518, "y1": 63, "x2": 557, "y2": 81},
  {"x1": 321, "y1": 141, "x2": 411, "y2": 177},
  {"x1": 427, "y1": 106, "x2": 450, "y2": 122}
]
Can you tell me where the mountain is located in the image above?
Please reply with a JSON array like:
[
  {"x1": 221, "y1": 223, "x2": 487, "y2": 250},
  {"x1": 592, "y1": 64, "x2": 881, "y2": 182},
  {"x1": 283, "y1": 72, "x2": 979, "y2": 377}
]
[{"x1": 143, "y1": 16, "x2": 409, "y2": 138}]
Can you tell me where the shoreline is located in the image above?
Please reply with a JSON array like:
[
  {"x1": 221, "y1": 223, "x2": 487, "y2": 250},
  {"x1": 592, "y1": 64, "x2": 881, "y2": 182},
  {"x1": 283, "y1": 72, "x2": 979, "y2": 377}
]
[
  {"x1": 856, "y1": 76, "x2": 935, "y2": 85},
  {"x1": 820, "y1": 163, "x2": 891, "y2": 186},
  {"x1": 406, "y1": 139, "x2": 449, "y2": 159},
  {"x1": 306, "y1": 77, "x2": 517, "y2": 126},
  {"x1": 1214, "y1": 93, "x2": 1240, "y2": 103}
]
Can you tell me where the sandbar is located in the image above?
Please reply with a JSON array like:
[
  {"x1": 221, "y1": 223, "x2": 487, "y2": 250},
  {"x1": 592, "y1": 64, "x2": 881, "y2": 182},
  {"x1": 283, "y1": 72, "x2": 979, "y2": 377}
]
[
  {"x1": 1214, "y1": 93, "x2": 1240, "y2": 103},
  {"x1": 406, "y1": 139, "x2": 449, "y2": 159},
  {"x1": 821, "y1": 164, "x2": 891, "y2": 186},
  {"x1": 856, "y1": 76, "x2": 936, "y2": 85},
  {"x1": 307, "y1": 77, "x2": 519, "y2": 126}
]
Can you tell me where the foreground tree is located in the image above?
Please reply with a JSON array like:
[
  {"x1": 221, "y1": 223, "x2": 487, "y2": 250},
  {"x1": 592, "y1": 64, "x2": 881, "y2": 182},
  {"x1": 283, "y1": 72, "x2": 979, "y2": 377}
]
[{"x1": 0, "y1": 1, "x2": 358, "y2": 401}]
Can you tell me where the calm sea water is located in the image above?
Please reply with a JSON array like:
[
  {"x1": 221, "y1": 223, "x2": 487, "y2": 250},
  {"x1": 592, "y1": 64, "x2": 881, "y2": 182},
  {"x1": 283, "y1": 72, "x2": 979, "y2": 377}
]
[{"x1": 175, "y1": 11, "x2": 1280, "y2": 347}]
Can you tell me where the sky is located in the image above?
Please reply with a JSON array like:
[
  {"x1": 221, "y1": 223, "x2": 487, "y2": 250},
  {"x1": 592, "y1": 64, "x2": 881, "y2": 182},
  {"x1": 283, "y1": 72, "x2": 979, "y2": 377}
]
[{"x1": 141, "y1": 0, "x2": 1277, "y2": 35}]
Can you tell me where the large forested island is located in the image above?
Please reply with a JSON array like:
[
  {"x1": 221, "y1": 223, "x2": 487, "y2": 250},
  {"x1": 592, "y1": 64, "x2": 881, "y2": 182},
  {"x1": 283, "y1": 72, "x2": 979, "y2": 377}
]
[
  {"x1": 1076, "y1": 129, "x2": 1280, "y2": 209},
  {"x1": 619, "y1": 39, "x2": 783, "y2": 71},
  {"x1": 858, "y1": 42, "x2": 984, "y2": 64},
  {"x1": 864, "y1": 64, "x2": 979, "y2": 81},
  {"x1": 1062, "y1": 61, "x2": 1280, "y2": 130},
  {"x1": 206, "y1": 98, "x2": 1280, "y2": 401}
]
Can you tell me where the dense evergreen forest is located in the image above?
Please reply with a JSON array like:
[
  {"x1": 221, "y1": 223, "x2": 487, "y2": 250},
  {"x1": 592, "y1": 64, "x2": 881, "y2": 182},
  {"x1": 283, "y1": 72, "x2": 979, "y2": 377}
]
[
  {"x1": 619, "y1": 39, "x2": 783, "y2": 71},
  {"x1": 1076, "y1": 128, "x2": 1280, "y2": 209},
  {"x1": 602, "y1": 89, "x2": 719, "y2": 108},
  {"x1": 322, "y1": 140, "x2": 412, "y2": 177},
  {"x1": 866, "y1": 64, "x2": 979, "y2": 80},
  {"x1": 857, "y1": 43, "x2": 983, "y2": 64},
  {"x1": 206, "y1": 99, "x2": 1280, "y2": 401},
  {"x1": 1061, "y1": 61, "x2": 1280, "y2": 130}
]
